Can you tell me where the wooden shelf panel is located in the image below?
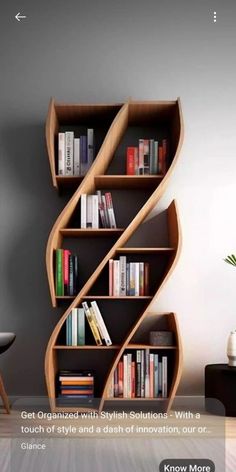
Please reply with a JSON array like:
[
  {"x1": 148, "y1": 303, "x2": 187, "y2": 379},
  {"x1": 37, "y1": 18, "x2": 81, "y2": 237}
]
[
  {"x1": 53, "y1": 345, "x2": 120, "y2": 350},
  {"x1": 95, "y1": 175, "x2": 164, "y2": 189},
  {"x1": 116, "y1": 247, "x2": 175, "y2": 254},
  {"x1": 60, "y1": 228, "x2": 124, "y2": 237},
  {"x1": 54, "y1": 344, "x2": 176, "y2": 350}
]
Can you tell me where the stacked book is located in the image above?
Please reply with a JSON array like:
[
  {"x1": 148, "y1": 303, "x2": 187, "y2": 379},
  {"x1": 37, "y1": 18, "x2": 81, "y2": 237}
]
[
  {"x1": 108, "y1": 350, "x2": 168, "y2": 399},
  {"x1": 58, "y1": 129, "x2": 94, "y2": 176},
  {"x1": 81, "y1": 301, "x2": 112, "y2": 346},
  {"x1": 109, "y1": 256, "x2": 150, "y2": 296},
  {"x1": 80, "y1": 192, "x2": 117, "y2": 229},
  {"x1": 55, "y1": 249, "x2": 79, "y2": 296},
  {"x1": 58, "y1": 370, "x2": 94, "y2": 403},
  {"x1": 126, "y1": 138, "x2": 168, "y2": 175}
]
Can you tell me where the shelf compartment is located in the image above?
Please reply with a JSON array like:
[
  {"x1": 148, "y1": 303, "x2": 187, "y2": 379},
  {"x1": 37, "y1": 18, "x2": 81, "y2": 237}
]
[{"x1": 95, "y1": 175, "x2": 163, "y2": 190}]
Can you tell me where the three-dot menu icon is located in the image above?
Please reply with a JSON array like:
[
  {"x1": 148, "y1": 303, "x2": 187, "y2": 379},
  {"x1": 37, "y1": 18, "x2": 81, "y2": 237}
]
[{"x1": 214, "y1": 11, "x2": 216, "y2": 22}]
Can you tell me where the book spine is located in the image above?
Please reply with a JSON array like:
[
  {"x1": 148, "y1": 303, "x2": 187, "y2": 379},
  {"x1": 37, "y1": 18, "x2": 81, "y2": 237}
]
[
  {"x1": 105, "y1": 193, "x2": 117, "y2": 228},
  {"x1": 158, "y1": 146, "x2": 163, "y2": 174},
  {"x1": 80, "y1": 194, "x2": 87, "y2": 229},
  {"x1": 87, "y1": 129, "x2": 94, "y2": 169},
  {"x1": 136, "y1": 350, "x2": 141, "y2": 397},
  {"x1": 127, "y1": 353, "x2": 132, "y2": 398},
  {"x1": 56, "y1": 249, "x2": 64, "y2": 296},
  {"x1": 92, "y1": 195, "x2": 99, "y2": 229},
  {"x1": 80, "y1": 136, "x2": 88, "y2": 176},
  {"x1": 144, "y1": 349, "x2": 150, "y2": 398},
  {"x1": 138, "y1": 139, "x2": 144, "y2": 173},
  {"x1": 158, "y1": 362, "x2": 162, "y2": 396},
  {"x1": 154, "y1": 354, "x2": 159, "y2": 397},
  {"x1": 102, "y1": 195, "x2": 110, "y2": 227},
  {"x1": 71, "y1": 308, "x2": 78, "y2": 346},
  {"x1": 113, "y1": 260, "x2": 120, "y2": 297},
  {"x1": 66, "y1": 313, "x2": 72, "y2": 346},
  {"x1": 68, "y1": 255, "x2": 74, "y2": 296},
  {"x1": 129, "y1": 262, "x2": 135, "y2": 296},
  {"x1": 73, "y1": 255, "x2": 79, "y2": 295},
  {"x1": 123, "y1": 355, "x2": 128, "y2": 398},
  {"x1": 65, "y1": 132, "x2": 74, "y2": 175},
  {"x1": 154, "y1": 141, "x2": 158, "y2": 174},
  {"x1": 74, "y1": 138, "x2": 80, "y2": 176},
  {"x1": 134, "y1": 262, "x2": 140, "y2": 296},
  {"x1": 134, "y1": 147, "x2": 139, "y2": 175},
  {"x1": 162, "y1": 139, "x2": 168, "y2": 174},
  {"x1": 126, "y1": 147, "x2": 135, "y2": 175},
  {"x1": 86, "y1": 195, "x2": 93, "y2": 228},
  {"x1": 91, "y1": 301, "x2": 112, "y2": 346},
  {"x1": 141, "y1": 350, "x2": 145, "y2": 398},
  {"x1": 126, "y1": 263, "x2": 130, "y2": 296},
  {"x1": 78, "y1": 308, "x2": 85, "y2": 346},
  {"x1": 96, "y1": 190, "x2": 106, "y2": 228},
  {"x1": 58, "y1": 133, "x2": 65, "y2": 175},
  {"x1": 162, "y1": 356, "x2": 168, "y2": 398},
  {"x1": 144, "y1": 262, "x2": 150, "y2": 296},
  {"x1": 139, "y1": 262, "x2": 144, "y2": 296},
  {"x1": 150, "y1": 139, "x2": 155, "y2": 174},
  {"x1": 119, "y1": 256, "x2": 127, "y2": 296},
  {"x1": 149, "y1": 353, "x2": 154, "y2": 398},
  {"x1": 63, "y1": 249, "x2": 71, "y2": 296},
  {"x1": 82, "y1": 302, "x2": 102, "y2": 346},
  {"x1": 114, "y1": 367, "x2": 119, "y2": 397},
  {"x1": 109, "y1": 259, "x2": 113, "y2": 296},
  {"x1": 131, "y1": 361, "x2": 135, "y2": 398},
  {"x1": 118, "y1": 361, "x2": 123, "y2": 397},
  {"x1": 143, "y1": 139, "x2": 149, "y2": 174}
]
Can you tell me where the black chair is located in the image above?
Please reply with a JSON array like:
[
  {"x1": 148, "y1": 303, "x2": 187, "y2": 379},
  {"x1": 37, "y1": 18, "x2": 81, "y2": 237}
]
[{"x1": 0, "y1": 333, "x2": 16, "y2": 413}]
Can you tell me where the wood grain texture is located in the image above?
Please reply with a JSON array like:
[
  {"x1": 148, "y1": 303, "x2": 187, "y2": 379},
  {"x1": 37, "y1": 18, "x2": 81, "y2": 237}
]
[
  {"x1": 44, "y1": 98, "x2": 184, "y2": 413},
  {"x1": 0, "y1": 373, "x2": 10, "y2": 414}
]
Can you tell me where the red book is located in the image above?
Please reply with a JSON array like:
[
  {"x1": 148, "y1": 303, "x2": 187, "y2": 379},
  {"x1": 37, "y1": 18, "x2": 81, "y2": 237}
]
[
  {"x1": 118, "y1": 361, "x2": 123, "y2": 397},
  {"x1": 63, "y1": 249, "x2": 71, "y2": 295},
  {"x1": 131, "y1": 362, "x2": 136, "y2": 398},
  {"x1": 144, "y1": 263, "x2": 150, "y2": 296},
  {"x1": 158, "y1": 146, "x2": 163, "y2": 174},
  {"x1": 126, "y1": 147, "x2": 135, "y2": 175}
]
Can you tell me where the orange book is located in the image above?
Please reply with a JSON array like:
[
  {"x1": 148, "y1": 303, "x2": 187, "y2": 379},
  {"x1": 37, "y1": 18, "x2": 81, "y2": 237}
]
[
  {"x1": 61, "y1": 381, "x2": 94, "y2": 386},
  {"x1": 61, "y1": 390, "x2": 93, "y2": 395}
]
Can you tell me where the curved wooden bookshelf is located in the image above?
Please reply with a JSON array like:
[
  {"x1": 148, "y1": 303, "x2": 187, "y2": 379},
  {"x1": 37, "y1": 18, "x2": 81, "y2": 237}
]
[{"x1": 45, "y1": 98, "x2": 184, "y2": 413}]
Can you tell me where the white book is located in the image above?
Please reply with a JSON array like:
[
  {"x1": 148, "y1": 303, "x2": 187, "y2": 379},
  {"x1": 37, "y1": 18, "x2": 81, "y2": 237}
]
[
  {"x1": 80, "y1": 194, "x2": 87, "y2": 228},
  {"x1": 91, "y1": 195, "x2": 99, "y2": 229},
  {"x1": 134, "y1": 262, "x2": 140, "y2": 296},
  {"x1": 58, "y1": 133, "x2": 65, "y2": 175},
  {"x1": 65, "y1": 131, "x2": 74, "y2": 175},
  {"x1": 109, "y1": 259, "x2": 113, "y2": 296},
  {"x1": 113, "y1": 260, "x2": 120, "y2": 296},
  {"x1": 127, "y1": 353, "x2": 132, "y2": 398},
  {"x1": 87, "y1": 128, "x2": 94, "y2": 169},
  {"x1": 119, "y1": 256, "x2": 127, "y2": 296},
  {"x1": 86, "y1": 195, "x2": 93, "y2": 228},
  {"x1": 71, "y1": 308, "x2": 78, "y2": 346},
  {"x1": 102, "y1": 195, "x2": 110, "y2": 227},
  {"x1": 91, "y1": 301, "x2": 112, "y2": 346},
  {"x1": 162, "y1": 356, "x2": 168, "y2": 398},
  {"x1": 123, "y1": 355, "x2": 128, "y2": 398},
  {"x1": 74, "y1": 138, "x2": 80, "y2": 176}
]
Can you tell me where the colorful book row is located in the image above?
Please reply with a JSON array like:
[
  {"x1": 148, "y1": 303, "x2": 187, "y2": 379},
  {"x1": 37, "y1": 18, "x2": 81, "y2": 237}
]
[
  {"x1": 108, "y1": 351, "x2": 168, "y2": 399},
  {"x1": 55, "y1": 249, "x2": 79, "y2": 296},
  {"x1": 126, "y1": 138, "x2": 168, "y2": 175},
  {"x1": 109, "y1": 257, "x2": 150, "y2": 296},
  {"x1": 80, "y1": 192, "x2": 117, "y2": 229},
  {"x1": 58, "y1": 129, "x2": 94, "y2": 176}
]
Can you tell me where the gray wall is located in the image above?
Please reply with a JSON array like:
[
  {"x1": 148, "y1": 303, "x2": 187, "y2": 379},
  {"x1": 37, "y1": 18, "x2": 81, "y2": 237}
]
[{"x1": 1, "y1": 0, "x2": 236, "y2": 396}]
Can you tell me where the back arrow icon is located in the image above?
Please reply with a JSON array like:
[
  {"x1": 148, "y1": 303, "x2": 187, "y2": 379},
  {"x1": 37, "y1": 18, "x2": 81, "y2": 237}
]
[{"x1": 15, "y1": 12, "x2": 27, "y2": 21}]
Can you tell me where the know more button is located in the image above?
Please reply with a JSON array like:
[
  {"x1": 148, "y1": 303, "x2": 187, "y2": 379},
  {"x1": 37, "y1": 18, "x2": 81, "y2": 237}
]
[{"x1": 159, "y1": 459, "x2": 215, "y2": 472}]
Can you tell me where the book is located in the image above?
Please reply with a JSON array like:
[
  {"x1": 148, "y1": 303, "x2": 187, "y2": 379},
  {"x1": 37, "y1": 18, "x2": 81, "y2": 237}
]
[
  {"x1": 162, "y1": 356, "x2": 168, "y2": 398},
  {"x1": 87, "y1": 129, "x2": 94, "y2": 169},
  {"x1": 86, "y1": 195, "x2": 93, "y2": 228},
  {"x1": 144, "y1": 262, "x2": 150, "y2": 296},
  {"x1": 149, "y1": 139, "x2": 155, "y2": 175},
  {"x1": 91, "y1": 195, "x2": 99, "y2": 229},
  {"x1": 78, "y1": 308, "x2": 85, "y2": 345},
  {"x1": 82, "y1": 302, "x2": 102, "y2": 346},
  {"x1": 58, "y1": 133, "x2": 65, "y2": 175},
  {"x1": 73, "y1": 255, "x2": 79, "y2": 294},
  {"x1": 144, "y1": 349, "x2": 150, "y2": 398},
  {"x1": 55, "y1": 249, "x2": 63, "y2": 296},
  {"x1": 65, "y1": 132, "x2": 74, "y2": 175},
  {"x1": 138, "y1": 139, "x2": 144, "y2": 172},
  {"x1": 123, "y1": 355, "x2": 128, "y2": 398},
  {"x1": 134, "y1": 262, "x2": 140, "y2": 296},
  {"x1": 158, "y1": 146, "x2": 163, "y2": 174},
  {"x1": 74, "y1": 138, "x2": 80, "y2": 176},
  {"x1": 118, "y1": 361, "x2": 123, "y2": 397},
  {"x1": 63, "y1": 249, "x2": 71, "y2": 295},
  {"x1": 80, "y1": 194, "x2": 87, "y2": 229},
  {"x1": 105, "y1": 193, "x2": 117, "y2": 228},
  {"x1": 113, "y1": 260, "x2": 120, "y2": 297},
  {"x1": 136, "y1": 350, "x2": 141, "y2": 397},
  {"x1": 97, "y1": 190, "x2": 106, "y2": 228},
  {"x1": 149, "y1": 353, "x2": 154, "y2": 398},
  {"x1": 71, "y1": 308, "x2": 78, "y2": 346},
  {"x1": 129, "y1": 262, "x2": 136, "y2": 296},
  {"x1": 154, "y1": 141, "x2": 159, "y2": 174},
  {"x1": 139, "y1": 262, "x2": 144, "y2": 296},
  {"x1": 119, "y1": 256, "x2": 127, "y2": 296},
  {"x1": 80, "y1": 136, "x2": 87, "y2": 176},
  {"x1": 109, "y1": 259, "x2": 113, "y2": 296},
  {"x1": 66, "y1": 313, "x2": 72, "y2": 346},
  {"x1": 154, "y1": 354, "x2": 159, "y2": 397},
  {"x1": 126, "y1": 147, "x2": 138, "y2": 175},
  {"x1": 162, "y1": 139, "x2": 168, "y2": 174},
  {"x1": 143, "y1": 139, "x2": 149, "y2": 174},
  {"x1": 102, "y1": 195, "x2": 110, "y2": 227},
  {"x1": 91, "y1": 301, "x2": 112, "y2": 346},
  {"x1": 68, "y1": 255, "x2": 74, "y2": 296}
]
